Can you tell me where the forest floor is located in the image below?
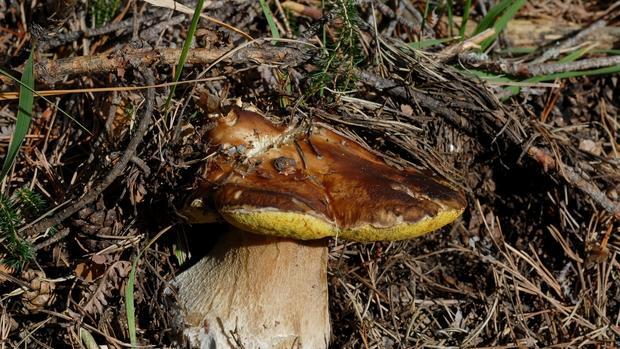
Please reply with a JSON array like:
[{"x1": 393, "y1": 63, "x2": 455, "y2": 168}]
[{"x1": 0, "y1": 0, "x2": 619, "y2": 348}]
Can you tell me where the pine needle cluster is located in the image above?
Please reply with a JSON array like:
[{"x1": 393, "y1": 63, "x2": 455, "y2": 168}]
[
  {"x1": 309, "y1": 0, "x2": 363, "y2": 97},
  {"x1": 90, "y1": 0, "x2": 122, "y2": 27},
  {"x1": 0, "y1": 188, "x2": 45, "y2": 269}
]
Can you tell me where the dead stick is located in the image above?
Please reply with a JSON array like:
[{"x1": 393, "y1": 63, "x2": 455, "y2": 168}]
[
  {"x1": 34, "y1": 228, "x2": 70, "y2": 250},
  {"x1": 437, "y1": 28, "x2": 496, "y2": 62},
  {"x1": 561, "y1": 165, "x2": 620, "y2": 218},
  {"x1": 458, "y1": 53, "x2": 620, "y2": 77},
  {"x1": 526, "y1": 56, "x2": 620, "y2": 76},
  {"x1": 531, "y1": 19, "x2": 608, "y2": 64},
  {"x1": 24, "y1": 69, "x2": 155, "y2": 238},
  {"x1": 38, "y1": 12, "x2": 163, "y2": 51},
  {"x1": 528, "y1": 146, "x2": 620, "y2": 218},
  {"x1": 36, "y1": 46, "x2": 305, "y2": 83},
  {"x1": 358, "y1": 70, "x2": 523, "y2": 145}
]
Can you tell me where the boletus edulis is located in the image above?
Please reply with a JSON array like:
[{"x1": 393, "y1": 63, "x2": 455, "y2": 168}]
[{"x1": 175, "y1": 106, "x2": 466, "y2": 348}]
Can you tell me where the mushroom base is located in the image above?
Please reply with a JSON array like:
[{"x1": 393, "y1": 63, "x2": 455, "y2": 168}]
[{"x1": 174, "y1": 229, "x2": 330, "y2": 349}]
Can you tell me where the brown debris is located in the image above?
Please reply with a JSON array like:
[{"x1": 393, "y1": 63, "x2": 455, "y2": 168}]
[
  {"x1": 0, "y1": 261, "x2": 15, "y2": 284},
  {"x1": 21, "y1": 270, "x2": 55, "y2": 313},
  {"x1": 80, "y1": 260, "x2": 131, "y2": 315}
]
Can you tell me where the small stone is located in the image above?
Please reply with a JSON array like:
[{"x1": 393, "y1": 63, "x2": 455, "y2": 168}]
[{"x1": 579, "y1": 139, "x2": 603, "y2": 156}]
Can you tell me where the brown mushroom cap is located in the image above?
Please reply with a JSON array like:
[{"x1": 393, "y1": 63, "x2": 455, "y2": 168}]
[{"x1": 190, "y1": 107, "x2": 466, "y2": 241}]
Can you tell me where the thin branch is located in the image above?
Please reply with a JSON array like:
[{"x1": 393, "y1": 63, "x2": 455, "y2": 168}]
[
  {"x1": 38, "y1": 12, "x2": 163, "y2": 52},
  {"x1": 525, "y1": 56, "x2": 620, "y2": 76},
  {"x1": 358, "y1": 70, "x2": 475, "y2": 134},
  {"x1": 358, "y1": 70, "x2": 523, "y2": 145},
  {"x1": 437, "y1": 28, "x2": 496, "y2": 62},
  {"x1": 530, "y1": 19, "x2": 608, "y2": 64},
  {"x1": 458, "y1": 53, "x2": 620, "y2": 77},
  {"x1": 33, "y1": 227, "x2": 70, "y2": 250},
  {"x1": 528, "y1": 146, "x2": 620, "y2": 218},
  {"x1": 36, "y1": 44, "x2": 308, "y2": 83}
]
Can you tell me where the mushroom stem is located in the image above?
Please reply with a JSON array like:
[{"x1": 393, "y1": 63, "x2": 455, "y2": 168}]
[{"x1": 175, "y1": 229, "x2": 330, "y2": 349}]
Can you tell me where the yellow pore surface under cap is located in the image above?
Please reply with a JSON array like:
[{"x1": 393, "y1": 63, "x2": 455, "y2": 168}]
[{"x1": 221, "y1": 207, "x2": 465, "y2": 242}]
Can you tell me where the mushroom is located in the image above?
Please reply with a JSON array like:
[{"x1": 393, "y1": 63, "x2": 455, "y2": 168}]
[{"x1": 175, "y1": 107, "x2": 466, "y2": 349}]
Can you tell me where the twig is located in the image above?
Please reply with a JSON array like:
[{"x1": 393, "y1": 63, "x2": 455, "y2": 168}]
[
  {"x1": 281, "y1": 1, "x2": 322, "y2": 20},
  {"x1": 131, "y1": 0, "x2": 140, "y2": 40},
  {"x1": 399, "y1": 0, "x2": 434, "y2": 36},
  {"x1": 33, "y1": 228, "x2": 70, "y2": 251},
  {"x1": 527, "y1": 146, "x2": 620, "y2": 218},
  {"x1": 524, "y1": 56, "x2": 620, "y2": 76},
  {"x1": 36, "y1": 44, "x2": 307, "y2": 83},
  {"x1": 38, "y1": 13, "x2": 162, "y2": 52},
  {"x1": 0, "y1": 270, "x2": 33, "y2": 290},
  {"x1": 23, "y1": 69, "x2": 156, "y2": 238},
  {"x1": 559, "y1": 166, "x2": 620, "y2": 219},
  {"x1": 530, "y1": 19, "x2": 608, "y2": 64},
  {"x1": 437, "y1": 28, "x2": 496, "y2": 62},
  {"x1": 458, "y1": 53, "x2": 620, "y2": 77}
]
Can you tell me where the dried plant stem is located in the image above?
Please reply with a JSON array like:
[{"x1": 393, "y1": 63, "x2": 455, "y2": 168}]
[
  {"x1": 527, "y1": 146, "x2": 620, "y2": 218},
  {"x1": 36, "y1": 46, "x2": 304, "y2": 83},
  {"x1": 38, "y1": 12, "x2": 163, "y2": 51},
  {"x1": 458, "y1": 53, "x2": 620, "y2": 77},
  {"x1": 531, "y1": 19, "x2": 608, "y2": 64},
  {"x1": 437, "y1": 28, "x2": 496, "y2": 62},
  {"x1": 34, "y1": 228, "x2": 70, "y2": 250}
]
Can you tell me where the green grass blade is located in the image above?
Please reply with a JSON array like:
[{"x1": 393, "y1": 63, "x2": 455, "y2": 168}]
[
  {"x1": 593, "y1": 49, "x2": 620, "y2": 55},
  {"x1": 126, "y1": 255, "x2": 139, "y2": 347},
  {"x1": 446, "y1": 0, "x2": 454, "y2": 37},
  {"x1": 1, "y1": 51, "x2": 34, "y2": 182},
  {"x1": 164, "y1": 0, "x2": 205, "y2": 114},
  {"x1": 459, "y1": 0, "x2": 472, "y2": 39},
  {"x1": 473, "y1": 0, "x2": 513, "y2": 35},
  {"x1": 459, "y1": 68, "x2": 514, "y2": 83},
  {"x1": 79, "y1": 328, "x2": 100, "y2": 349},
  {"x1": 480, "y1": 0, "x2": 527, "y2": 51},
  {"x1": 420, "y1": 0, "x2": 431, "y2": 39},
  {"x1": 259, "y1": 0, "x2": 280, "y2": 41},
  {"x1": 460, "y1": 60, "x2": 620, "y2": 100},
  {"x1": 125, "y1": 225, "x2": 173, "y2": 347},
  {"x1": 558, "y1": 46, "x2": 591, "y2": 64},
  {"x1": 409, "y1": 37, "x2": 453, "y2": 49}
]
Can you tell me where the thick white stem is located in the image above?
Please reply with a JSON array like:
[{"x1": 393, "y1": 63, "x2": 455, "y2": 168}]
[{"x1": 175, "y1": 230, "x2": 330, "y2": 349}]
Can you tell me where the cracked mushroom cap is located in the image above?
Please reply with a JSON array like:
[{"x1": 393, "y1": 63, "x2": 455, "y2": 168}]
[{"x1": 188, "y1": 107, "x2": 466, "y2": 241}]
